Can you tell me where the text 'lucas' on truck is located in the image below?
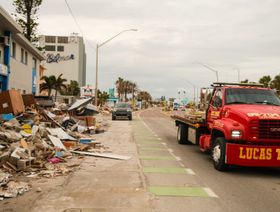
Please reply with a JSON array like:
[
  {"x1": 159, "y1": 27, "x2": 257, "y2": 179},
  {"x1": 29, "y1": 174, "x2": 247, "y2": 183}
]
[{"x1": 172, "y1": 82, "x2": 280, "y2": 171}]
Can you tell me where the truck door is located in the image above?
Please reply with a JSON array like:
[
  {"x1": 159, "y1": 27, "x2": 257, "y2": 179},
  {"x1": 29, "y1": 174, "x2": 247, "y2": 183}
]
[{"x1": 207, "y1": 89, "x2": 223, "y2": 129}]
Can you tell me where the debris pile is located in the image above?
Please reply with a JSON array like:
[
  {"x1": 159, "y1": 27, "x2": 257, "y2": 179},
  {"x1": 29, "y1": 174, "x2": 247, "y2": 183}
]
[
  {"x1": 0, "y1": 90, "x2": 125, "y2": 201},
  {"x1": 184, "y1": 108, "x2": 206, "y2": 123}
]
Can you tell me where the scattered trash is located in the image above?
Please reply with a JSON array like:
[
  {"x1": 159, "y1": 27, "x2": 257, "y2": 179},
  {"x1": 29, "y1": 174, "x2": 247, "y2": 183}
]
[{"x1": 0, "y1": 92, "x2": 114, "y2": 201}]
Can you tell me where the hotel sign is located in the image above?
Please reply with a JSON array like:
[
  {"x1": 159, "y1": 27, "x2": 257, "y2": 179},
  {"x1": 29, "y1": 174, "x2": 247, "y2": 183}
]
[{"x1": 46, "y1": 53, "x2": 75, "y2": 63}]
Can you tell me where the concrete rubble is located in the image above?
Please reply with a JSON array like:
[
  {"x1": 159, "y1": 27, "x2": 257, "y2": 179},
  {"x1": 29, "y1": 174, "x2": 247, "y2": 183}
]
[{"x1": 0, "y1": 91, "x2": 120, "y2": 201}]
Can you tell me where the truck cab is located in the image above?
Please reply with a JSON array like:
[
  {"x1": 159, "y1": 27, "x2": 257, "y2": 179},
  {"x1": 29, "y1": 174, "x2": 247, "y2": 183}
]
[{"x1": 173, "y1": 82, "x2": 280, "y2": 171}]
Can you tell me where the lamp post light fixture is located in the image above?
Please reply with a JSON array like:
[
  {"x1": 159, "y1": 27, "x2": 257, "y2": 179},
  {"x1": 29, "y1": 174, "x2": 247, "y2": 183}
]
[
  {"x1": 196, "y1": 62, "x2": 219, "y2": 82},
  {"x1": 95, "y1": 29, "x2": 137, "y2": 106}
]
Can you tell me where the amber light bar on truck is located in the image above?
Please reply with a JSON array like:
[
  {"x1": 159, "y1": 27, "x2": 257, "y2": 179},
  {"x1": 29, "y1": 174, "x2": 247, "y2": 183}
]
[{"x1": 211, "y1": 82, "x2": 264, "y2": 87}]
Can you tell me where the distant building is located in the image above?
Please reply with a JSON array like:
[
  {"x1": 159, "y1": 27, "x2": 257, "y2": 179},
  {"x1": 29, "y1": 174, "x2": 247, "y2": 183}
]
[
  {"x1": 80, "y1": 85, "x2": 94, "y2": 98},
  {"x1": 0, "y1": 6, "x2": 45, "y2": 94},
  {"x1": 39, "y1": 33, "x2": 86, "y2": 86}
]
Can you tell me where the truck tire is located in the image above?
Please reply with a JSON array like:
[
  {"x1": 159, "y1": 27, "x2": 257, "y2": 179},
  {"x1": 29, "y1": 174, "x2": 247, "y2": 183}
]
[
  {"x1": 212, "y1": 137, "x2": 228, "y2": 171},
  {"x1": 177, "y1": 124, "x2": 188, "y2": 144}
]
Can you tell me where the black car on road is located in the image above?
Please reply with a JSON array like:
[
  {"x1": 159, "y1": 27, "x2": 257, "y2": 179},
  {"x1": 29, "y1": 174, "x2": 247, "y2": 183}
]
[{"x1": 112, "y1": 102, "x2": 132, "y2": 120}]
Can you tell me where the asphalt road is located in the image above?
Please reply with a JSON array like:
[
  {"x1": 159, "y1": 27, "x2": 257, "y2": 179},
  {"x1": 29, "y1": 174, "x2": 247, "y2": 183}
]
[{"x1": 139, "y1": 107, "x2": 280, "y2": 212}]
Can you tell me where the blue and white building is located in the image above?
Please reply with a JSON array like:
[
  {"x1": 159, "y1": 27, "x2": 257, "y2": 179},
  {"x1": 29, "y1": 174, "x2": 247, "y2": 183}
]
[{"x1": 0, "y1": 6, "x2": 45, "y2": 94}]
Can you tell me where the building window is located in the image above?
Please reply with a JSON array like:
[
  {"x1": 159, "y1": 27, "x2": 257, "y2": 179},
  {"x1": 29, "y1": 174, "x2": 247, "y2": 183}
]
[
  {"x1": 57, "y1": 36, "x2": 68, "y2": 43},
  {"x1": 57, "y1": 45, "x2": 64, "y2": 52},
  {"x1": 45, "y1": 36, "x2": 56, "y2": 43},
  {"x1": 21, "y1": 48, "x2": 24, "y2": 63},
  {"x1": 45, "y1": 45, "x2": 56, "y2": 51},
  {"x1": 25, "y1": 51, "x2": 28, "y2": 64},
  {"x1": 11, "y1": 42, "x2": 16, "y2": 58}
]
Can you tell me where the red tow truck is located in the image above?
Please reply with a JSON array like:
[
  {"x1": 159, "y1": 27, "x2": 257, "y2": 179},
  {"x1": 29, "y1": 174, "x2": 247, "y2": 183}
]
[{"x1": 172, "y1": 82, "x2": 280, "y2": 171}]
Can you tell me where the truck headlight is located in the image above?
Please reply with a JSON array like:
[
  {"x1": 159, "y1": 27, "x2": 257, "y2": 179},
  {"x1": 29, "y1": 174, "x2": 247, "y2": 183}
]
[{"x1": 231, "y1": 130, "x2": 242, "y2": 139}]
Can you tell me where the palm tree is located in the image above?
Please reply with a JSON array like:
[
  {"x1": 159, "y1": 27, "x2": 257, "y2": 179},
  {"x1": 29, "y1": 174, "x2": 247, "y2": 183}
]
[
  {"x1": 271, "y1": 74, "x2": 280, "y2": 94},
  {"x1": 124, "y1": 80, "x2": 132, "y2": 102},
  {"x1": 137, "y1": 91, "x2": 152, "y2": 102},
  {"x1": 131, "y1": 82, "x2": 138, "y2": 101},
  {"x1": 259, "y1": 75, "x2": 271, "y2": 88},
  {"x1": 97, "y1": 90, "x2": 109, "y2": 106},
  {"x1": 115, "y1": 77, "x2": 124, "y2": 101},
  {"x1": 40, "y1": 75, "x2": 56, "y2": 97},
  {"x1": 53, "y1": 74, "x2": 67, "y2": 101},
  {"x1": 68, "y1": 80, "x2": 80, "y2": 96},
  {"x1": 137, "y1": 90, "x2": 152, "y2": 109}
]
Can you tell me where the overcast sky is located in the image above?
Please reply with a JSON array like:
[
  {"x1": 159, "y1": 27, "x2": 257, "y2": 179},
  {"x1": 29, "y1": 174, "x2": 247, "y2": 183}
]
[{"x1": 1, "y1": 0, "x2": 280, "y2": 100}]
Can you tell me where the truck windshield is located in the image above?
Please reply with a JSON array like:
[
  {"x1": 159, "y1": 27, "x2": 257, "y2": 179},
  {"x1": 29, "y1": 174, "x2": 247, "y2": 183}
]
[{"x1": 225, "y1": 88, "x2": 280, "y2": 106}]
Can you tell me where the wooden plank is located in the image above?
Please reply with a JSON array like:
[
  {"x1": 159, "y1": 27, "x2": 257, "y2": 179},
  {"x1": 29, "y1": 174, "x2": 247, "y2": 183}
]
[
  {"x1": 6, "y1": 161, "x2": 17, "y2": 171},
  {"x1": 70, "y1": 150, "x2": 131, "y2": 160},
  {"x1": 48, "y1": 135, "x2": 66, "y2": 150},
  {"x1": 20, "y1": 139, "x2": 29, "y2": 149},
  {"x1": 47, "y1": 128, "x2": 76, "y2": 140}
]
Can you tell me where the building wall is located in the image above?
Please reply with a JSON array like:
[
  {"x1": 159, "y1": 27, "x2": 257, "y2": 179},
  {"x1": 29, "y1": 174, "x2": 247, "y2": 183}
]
[
  {"x1": 9, "y1": 39, "x2": 40, "y2": 94},
  {"x1": 0, "y1": 5, "x2": 44, "y2": 94},
  {"x1": 40, "y1": 34, "x2": 86, "y2": 87}
]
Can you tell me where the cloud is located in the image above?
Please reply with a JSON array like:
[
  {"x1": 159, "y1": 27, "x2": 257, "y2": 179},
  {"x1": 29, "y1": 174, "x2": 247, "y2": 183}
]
[{"x1": 2, "y1": 0, "x2": 280, "y2": 99}]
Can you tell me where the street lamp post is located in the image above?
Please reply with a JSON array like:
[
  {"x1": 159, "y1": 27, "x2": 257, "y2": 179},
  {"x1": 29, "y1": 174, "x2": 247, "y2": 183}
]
[
  {"x1": 185, "y1": 80, "x2": 196, "y2": 103},
  {"x1": 95, "y1": 29, "x2": 137, "y2": 106},
  {"x1": 196, "y1": 62, "x2": 219, "y2": 82}
]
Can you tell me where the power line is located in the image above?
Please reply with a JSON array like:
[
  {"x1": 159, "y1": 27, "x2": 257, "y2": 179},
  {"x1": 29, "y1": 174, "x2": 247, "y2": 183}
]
[
  {"x1": 64, "y1": 0, "x2": 84, "y2": 37},
  {"x1": 64, "y1": 0, "x2": 96, "y2": 50}
]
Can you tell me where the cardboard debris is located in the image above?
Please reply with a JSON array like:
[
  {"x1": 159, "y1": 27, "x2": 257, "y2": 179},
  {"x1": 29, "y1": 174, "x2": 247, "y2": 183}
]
[
  {"x1": 48, "y1": 135, "x2": 66, "y2": 150},
  {"x1": 0, "y1": 93, "x2": 112, "y2": 201},
  {"x1": 47, "y1": 128, "x2": 76, "y2": 140},
  {"x1": 20, "y1": 139, "x2": 29, "y2": 149},
  {"x1": 0, "y1": 90, "x2": 25, "y2": 115},
  {"x1": 68, "y1": 98, "x2": 92, "y2": 111}
]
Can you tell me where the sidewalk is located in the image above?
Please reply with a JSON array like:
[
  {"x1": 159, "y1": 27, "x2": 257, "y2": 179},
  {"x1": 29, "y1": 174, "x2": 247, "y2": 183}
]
[{"x1": 27, "y1": 116, "x2": 152, "y2": 212}]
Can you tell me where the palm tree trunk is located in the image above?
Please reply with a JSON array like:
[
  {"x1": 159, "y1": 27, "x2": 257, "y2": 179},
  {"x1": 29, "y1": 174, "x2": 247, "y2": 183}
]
[
  {"x1": 55, "y1": 89, "x2": 57, "y2": 102},
  {"x1": 48, "y1": 89, "x2": 51, "y2": 98}
]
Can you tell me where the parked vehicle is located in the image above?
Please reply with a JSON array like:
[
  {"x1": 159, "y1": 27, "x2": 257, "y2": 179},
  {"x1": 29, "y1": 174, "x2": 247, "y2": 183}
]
[
  {"x1": 112, "y1": 102, "x2": 132, "y2": 120},
  {"x1": 172, "y1": 82, "x2": 280, "y2": 171}
]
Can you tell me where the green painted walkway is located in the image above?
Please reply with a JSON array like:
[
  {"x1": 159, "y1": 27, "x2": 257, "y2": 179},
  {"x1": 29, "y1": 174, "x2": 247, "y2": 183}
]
[{"x1": 132, "y1": 116, "x2": 215, "y2": 198}]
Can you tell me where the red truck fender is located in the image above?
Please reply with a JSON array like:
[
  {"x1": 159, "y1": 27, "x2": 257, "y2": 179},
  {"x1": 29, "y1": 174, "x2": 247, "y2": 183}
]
[{"x1": 212, "y1": 119, "x2": 245, "y2": 141}]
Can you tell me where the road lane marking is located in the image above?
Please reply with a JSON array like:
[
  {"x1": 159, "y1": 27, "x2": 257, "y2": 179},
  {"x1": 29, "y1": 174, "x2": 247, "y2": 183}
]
[
  {"x1": 178, "y1": 161, "x2": 185, "y2": 167},
  {"x1": 167, "y1": 148, "x2": 173, "y2": 153},
  {"x1": 149, "y1": 186, "x2": 210, "y2": 197},
  {"x1": 139, "y1": 147, "x2": 167, "y2": 151},
  {"x1": 203, "y1": 187, "x2": 218, "y2": 198},
  {"x1": 140, "y1": 156, "x2": 176, "y2": 161},
  {"x1": 143, "y1": 167, "x2": 188, "y2": 174},
  {"x1": 185, "y1": 168, "x2": 196, "y2": 175}
]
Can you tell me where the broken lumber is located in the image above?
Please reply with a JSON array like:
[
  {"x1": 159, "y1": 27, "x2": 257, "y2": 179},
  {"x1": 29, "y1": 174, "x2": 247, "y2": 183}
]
[{"x1": 70, "y1": 150, "x2": 131, "y2": 160}]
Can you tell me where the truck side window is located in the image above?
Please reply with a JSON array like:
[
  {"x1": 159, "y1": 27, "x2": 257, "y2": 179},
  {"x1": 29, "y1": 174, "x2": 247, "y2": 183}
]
[{"x1": 213, "y1": 90, "x2": 222, "y2": 108}]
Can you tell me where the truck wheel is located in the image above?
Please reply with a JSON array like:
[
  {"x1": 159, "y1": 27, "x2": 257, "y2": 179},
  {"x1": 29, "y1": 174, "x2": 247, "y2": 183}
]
[
  {"x1": 177, "y1": 124, "x2": 188, "y2": 144},
  {"x1": 212, "y1": 137, "x2": 228, "y2": 171}
]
